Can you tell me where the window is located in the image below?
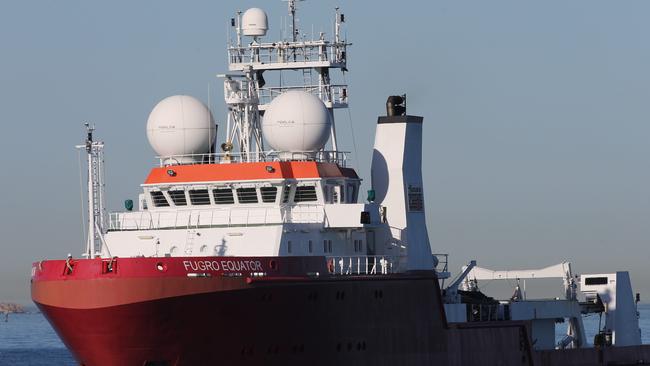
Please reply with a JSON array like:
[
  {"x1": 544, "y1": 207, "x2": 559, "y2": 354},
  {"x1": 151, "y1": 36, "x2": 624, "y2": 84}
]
[
  {"x1": 237, "y1": 188, "x2": 258, "y2": 204},
  {"x1": 189, "y1": 189, "x2": 211, "y2": 205},
  {"x1": 294, "y1": 185, "x2": 318, "y2": 202},
  {"x1": 260, "y1": 186, "x2": 278, "y2": 203},
  {"x1": 140, "y1": 194, "x2": 148, "y2": 210},
  {"x1": 354, "y1": 239, "x2": 364, "y2": 253},
  {"x1": 347, "y1": 183, "x2": 357, "y2": 203},
  {"x1": 213, "y1": 188, "x2": 234, "y2": 204},
  {"x1": 169, "y1": 190, "x2": 187, "y2": 206},
  {"x1": 585, "y1": 277, "x2": 608, "y2": 285},
  {"x1": 308, "y1": 240, "x2": 313, "y2": 253},
  {"x1": 287, "y1": 240, "x2": 292, "y2": 254},
  {"x1": 150, "y1": 191, "x2": 169, "y2": 207},
  {"x1": 323, "y1": 184, "x2": 340, "y2": 204},
  {"x1": 282, "y1": 184, "x2": 292, "y2": 203},
  {"x1": 323, "y1": 239, "x2": 333, "y2": 253}
]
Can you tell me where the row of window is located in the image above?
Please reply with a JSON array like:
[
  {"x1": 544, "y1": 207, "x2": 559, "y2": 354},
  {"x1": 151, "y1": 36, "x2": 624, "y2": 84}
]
[
  {"x1": 149, "y1": 185, "x2": 319, "y2": 208},
  {"x1": 285, "y1": 239, "x2": 359, "y2": 254}
]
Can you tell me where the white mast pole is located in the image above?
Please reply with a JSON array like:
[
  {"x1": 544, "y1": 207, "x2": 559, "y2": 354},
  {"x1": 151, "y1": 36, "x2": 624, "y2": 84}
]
[{"x1": 85, "y1": 124, "x2": 96, "y2": 258}]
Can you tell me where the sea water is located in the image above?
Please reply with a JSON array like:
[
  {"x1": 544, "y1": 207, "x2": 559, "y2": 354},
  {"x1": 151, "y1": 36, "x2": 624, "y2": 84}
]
[
  {"x1": 0, "y1": 308, "x2": 76, "y2": 365},
  {"x1": 1, "y1": 305, "x2": 650, "y2": 365}
]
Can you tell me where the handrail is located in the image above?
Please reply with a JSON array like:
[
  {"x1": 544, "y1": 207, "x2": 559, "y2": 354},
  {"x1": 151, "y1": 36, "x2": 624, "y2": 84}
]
[
  {"x1": 433, "y1": 253, "x2": 449, "y2": 274},
  {"x1": 108, "y1": 205, "x2": 325, "y2": 231},
  {"x1": 155, "y1": 150, "x2": 350, "y2": 167},
  {"x1": 227, "y1": 39, "x2": 348, "y2": 67},
  {"x1": 257, "y1": 84, "x2": 348, "y2": 108},
  {"x1": 326, "y1": 255, "x2": 404, "y2": 275}
]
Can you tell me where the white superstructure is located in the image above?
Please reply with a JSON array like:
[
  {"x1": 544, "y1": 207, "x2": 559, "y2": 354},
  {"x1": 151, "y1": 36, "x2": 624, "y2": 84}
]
[{"x1": 83, "y1": 2, "x2": 434, "y2": 278}]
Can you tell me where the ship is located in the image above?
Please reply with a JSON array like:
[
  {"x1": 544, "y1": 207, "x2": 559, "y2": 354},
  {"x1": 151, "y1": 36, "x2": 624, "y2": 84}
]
[{"x1": 31, "y1": 2, "x2": 650, "y2": 365}]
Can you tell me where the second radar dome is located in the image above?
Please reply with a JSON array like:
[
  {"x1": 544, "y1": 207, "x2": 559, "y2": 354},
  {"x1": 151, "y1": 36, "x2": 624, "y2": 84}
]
[{"x1": 262, "y1": 91, "x2": 331, "y2": 158}]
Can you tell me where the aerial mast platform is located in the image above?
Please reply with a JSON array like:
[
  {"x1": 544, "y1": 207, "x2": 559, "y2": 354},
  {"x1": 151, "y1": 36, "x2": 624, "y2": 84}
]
[{"x1": 221, "y1": 1, "x2": 351, "y2": 162}]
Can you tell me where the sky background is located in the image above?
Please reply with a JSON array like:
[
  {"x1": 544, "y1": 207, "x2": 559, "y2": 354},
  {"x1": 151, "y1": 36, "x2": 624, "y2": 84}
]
[{"x1": 1, "y1": 0, "x2": 650, "y2": 303}]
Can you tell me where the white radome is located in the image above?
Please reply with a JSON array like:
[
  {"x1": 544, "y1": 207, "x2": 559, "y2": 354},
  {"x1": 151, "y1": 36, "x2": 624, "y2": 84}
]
[
  {"x1": 146, "y1": 95, "x2": 216, "y2": 164},
  {"x1": 242, "y1": 8, "x2": 268, "y2": 37},
  {"x1": 262, "y1": 91, "x2": 331, "y2": 157}
]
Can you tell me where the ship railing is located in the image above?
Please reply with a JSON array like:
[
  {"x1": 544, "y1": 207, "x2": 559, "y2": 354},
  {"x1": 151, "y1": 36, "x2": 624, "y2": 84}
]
[
  {"x1": 227, "y1": 40, "x2": 348, "y2": 70},
  {"x1": 467, "y1": 303, "x2": 510, "y2": 322},
  {"x1": 156, "y1": 150, "x2": 350, "y2": 167},
  {"x1": 257, "y1": 84, "x2": 348, "y2": 109},
  {"x1": 281, "y1": 204, "x2": 323, "y2": 224},
  {"x1": 433, "y1": 253, "x2": 451, "y2": 283},
  {"x1": 108, "y1": 205, "x2": 326, "y2": 231},
  {"x1": 326, "y1": 255, "x2": 406, "y2": 276}
]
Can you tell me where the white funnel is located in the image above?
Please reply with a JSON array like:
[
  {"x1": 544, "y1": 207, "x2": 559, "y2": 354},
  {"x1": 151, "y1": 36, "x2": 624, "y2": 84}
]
[{"x1": 371, "y1": 114, "x2": 434, "y2": 271}]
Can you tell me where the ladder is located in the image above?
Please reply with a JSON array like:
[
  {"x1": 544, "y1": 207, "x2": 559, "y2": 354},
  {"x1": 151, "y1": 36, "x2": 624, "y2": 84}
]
[
  {"x1": 302, "y1": 68, "x2": 312, "y2": 86},
  {"x1": 184, "y1": 230, "x2": 196, "y2": 255}
]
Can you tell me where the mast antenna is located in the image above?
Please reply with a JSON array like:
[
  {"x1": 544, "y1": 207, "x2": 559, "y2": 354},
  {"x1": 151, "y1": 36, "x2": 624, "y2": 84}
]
[
  {"x1": 287, "y1": 0, "x2": 303, "y2": 42},
  {"x1": 76, "y1": 123, "x2": 109, "y2": 258}
]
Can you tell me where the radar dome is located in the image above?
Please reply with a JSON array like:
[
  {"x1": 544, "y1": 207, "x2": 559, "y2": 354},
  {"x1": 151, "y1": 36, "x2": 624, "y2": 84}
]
[
  {"x1": 242, "y1": 8, "x2": 268, "y2": 37},
  {"x1": 146, "y1": 95, "x2": 216, "y2": 164},
  {"x1": 262, "y1": 91, "x2": 331, "y2": 158}
]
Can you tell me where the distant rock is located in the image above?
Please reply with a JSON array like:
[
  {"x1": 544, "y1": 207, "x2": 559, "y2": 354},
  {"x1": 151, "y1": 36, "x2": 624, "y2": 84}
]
[{"x1": 0, "y1": 303, "x2": 25, "y2": 314}]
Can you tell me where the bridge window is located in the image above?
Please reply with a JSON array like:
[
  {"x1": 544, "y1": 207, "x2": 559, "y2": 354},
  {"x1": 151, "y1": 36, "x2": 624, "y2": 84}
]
[
  {"x1": 169, "y1": 190, "x2": 187, "y2": 206},
  {"x1": 294, "y1": 185, "x2": 318, "y2": 203},
  {"x1": 213, "y1": 188, "x2": 235, "y2": 204},
  {"x1": 150, "y1": 191, "x2": 169, "y2": 207},
  {"x1": 189, "y1": 189, "x2": 211, "y2": 205},
  {"x1": 237, "y1": 188, "x2": 258, "y2": 204},
  {"x1": 260, "y1": 186, "x2": 278, "y2": 203}
]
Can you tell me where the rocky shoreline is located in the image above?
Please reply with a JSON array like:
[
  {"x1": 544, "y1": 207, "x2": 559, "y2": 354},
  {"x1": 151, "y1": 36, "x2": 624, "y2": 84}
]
[{"x1": 0, "y1": 302, "x2": 25, "y2": 313}]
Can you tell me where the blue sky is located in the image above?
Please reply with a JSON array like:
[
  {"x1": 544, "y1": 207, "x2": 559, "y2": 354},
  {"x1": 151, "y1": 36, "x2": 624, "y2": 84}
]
[{"x1": 1, "y1": 0, "x2": 650, "y2": 302}]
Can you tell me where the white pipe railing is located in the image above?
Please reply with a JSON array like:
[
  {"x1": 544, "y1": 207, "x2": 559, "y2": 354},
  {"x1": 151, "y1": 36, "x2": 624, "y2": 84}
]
[
  {"x1": 156, "y1": 150, "x2": 350, "y2": 167},
  {"x1": 109, "y1": 205, "x2": 324, "y2": 231},
  {"x1": 326, "y1": 255, "x2": 403, "y2": 275},
  {"x1": 227, "y1": 40, "x2": 347, "y2": 66}
]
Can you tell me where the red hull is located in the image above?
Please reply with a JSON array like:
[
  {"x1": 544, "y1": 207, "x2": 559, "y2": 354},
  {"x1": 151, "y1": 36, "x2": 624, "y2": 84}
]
[
  {"x1": 32, "y1": 256, "x2": 650, "y2": 366},
  {"x1": 32, "y1": 257, "x2": 452, "y2": 365}
]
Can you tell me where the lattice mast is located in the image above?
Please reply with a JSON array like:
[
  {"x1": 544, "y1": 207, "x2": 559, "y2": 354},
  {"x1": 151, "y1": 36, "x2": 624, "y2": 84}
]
[
  {"x1": 76, "y1": 123, "x2": 107, "y2": 258},
  {"x1": 222, "y1": 0, "x2": 351, "y2": 162}
]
